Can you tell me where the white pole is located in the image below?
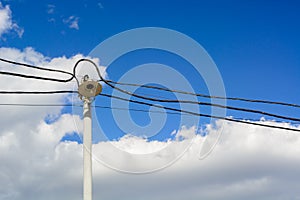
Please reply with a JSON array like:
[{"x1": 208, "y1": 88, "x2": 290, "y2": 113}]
[{"x1": 83, "y1": 98, "x2": 92, "y2": 200}]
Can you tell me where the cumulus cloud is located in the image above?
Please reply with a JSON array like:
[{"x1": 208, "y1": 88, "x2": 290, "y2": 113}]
[
  {"x1": 63, "y1": 16, "x2": 79, "y2": 30},
  {"x1": 0, "y1": 46, "x2": 107, "y2": 199},
  {"x1": 0, "y1": 47, "x2": 300, "y2": 200},
  {"x1": 0, "y1": 2, "x2": 23, "y2": 38},
  {"x1": 0, "y1": 47, "x2": 105, "y2": 133},
  {"x1": 1, "y1": 100, "x2": 300, "y2": 200}
]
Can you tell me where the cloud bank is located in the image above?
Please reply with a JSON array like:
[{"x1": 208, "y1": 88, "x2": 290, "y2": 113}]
[{"x1": 1, "y1": 96, "x2": 300, "y2": 199}]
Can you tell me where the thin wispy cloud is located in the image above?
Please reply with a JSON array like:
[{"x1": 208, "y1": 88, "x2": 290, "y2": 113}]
[
  {"x1": 97, "y1": 2, "x2": 104, "y2": 9},
  {"x1": 63, "y1": 15, "x2": 79, "y2": 30},
  {"x1": 47, "y1": 4, "x2": 55, "y2": 14}
]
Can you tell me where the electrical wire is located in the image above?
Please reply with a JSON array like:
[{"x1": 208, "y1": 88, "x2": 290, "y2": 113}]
[
  {"x1": 98, "y1": 93, "x2": 300, "y2": 132},
  {"x1": 105, "y1": 80, "x2": 300, "y2": 108},
  {"x1": 72, "y1": 58, "x2": 103, "y2": 86},
  {"x1": 117, "y1": 92, "x2": 300, "y2": 122},
  {"x1": 0, "y1": 57, "x2": 73, "y2": 76},
  {"x1": 0, "y1": 103, "x2": 191, "y2": 116},
  {"x1": 93, "y1": 105, "x2": 300, "y2": 125},
  {"x1": 0, "y1": 70, "x2": 75, "y2": 83},
  {"x1": 3, "y1": 56, "x2": 299, "y2": 112},
  {"x1": 72, "y1": 59, "x2": 300, "y2": 122},
  {"x1": 0, "y1": 57, "x2": 77, "y2": 83},
  {"x1": 0, "y1": 103, "x2": 75, "y2": 107},
  {"x1": 1, "y1": 58, "x2": 299, "y2": 131},
  {"x1": 106, "y1": 92, "x2": 300, "y2": 122},
  {"x1": 1, "y1": 56, "x2": 298, "y2": 111},
  {"x1": 0, "y1": 90, "x2": 77, "y2": 94},
  {"x1": 1, "y1": 102, "x2": 299, "y2": 129}
]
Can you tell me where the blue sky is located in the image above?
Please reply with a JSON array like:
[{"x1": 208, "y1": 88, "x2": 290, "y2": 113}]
[
  {"x1": 1, "y1": 1, "x2": 300, "y2": 199},
  {"x1": 1, "y1": 0, "x2": 300, "y2": 141},
  {"x1": 3, "y1": 0, "x2": 299, "y2": 98}
]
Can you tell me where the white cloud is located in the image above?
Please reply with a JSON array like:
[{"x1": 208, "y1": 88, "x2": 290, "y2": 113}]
[
  {"x1": 0, "y1": 2, "x2": 23, "y2": 38},
  {"x1": 1, "y1": 97, "x2": 300, "y2": 200},
  {"x1": 0, "y1": 47, "x2": 105, "y2": 200},
  {"x1": 0, "y1": 47, "x2": 105, "y2": 133},
  {"x1": 63, "y1": 16, "x2": 79, "y2": 30},
  {"x1": 0, "y1": 47, "x2": 300, "y2": 200}
]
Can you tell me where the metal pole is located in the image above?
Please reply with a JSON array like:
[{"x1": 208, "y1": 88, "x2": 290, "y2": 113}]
[
  {"x1": 78, "y1": 74, "x2": 101, "y2": 200},
  {"x1": 83, "y1": 98, "x2": 92, "y2": 200}
]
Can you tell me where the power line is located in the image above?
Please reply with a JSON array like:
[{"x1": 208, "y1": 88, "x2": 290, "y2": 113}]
[
  {"x1": 71, "y1": 59, "x2": 300, "y2": 123},
  {"x1": 3, "y1": 56, "x2": 298, "y2": 111},
  {"x1": 0, "y1": 90, "x2": 77, "y2": 94},
  {"x1": 0, "y1": 102, "x2": 296, "y2": 122},
  {"x1": 98, "y1": 80, "x2": 300, "y2": 122},
  {"x1": 93, "y1": 105, "x2": 300, "y2": 125},
  {"x1": 0, "y1": 70, "x2": 75, "y2": 83},
  {"x1": 98, "y1": 93, "x2": 300, "y2": 132},
  {"x1": 1, "y1": 56, "x2": 298, "y2": 110},
  {"x1": 1, "y1": 102, "x2": 299, "y2": 130},
  {"x1": 105, "y1": 80, "x2": 300, "y2": 108},
  {"x1": 1, "y1": 58, "x2": 299, "y2": 131},
  {"x1": 92, "y1": 105, "x2": 193, "y2": 116},
  {"x1": 0, "y1": 57, "x2": 73, "y2": 76},
  {"x1": 72, "y1": 58, "x2": 103, "y2": 86},
  {"x1": 0, "y1": 103, "x2": 191, "y2": 116},
  {"x1": 0, "y1": 57, "x2": 77, "y2": 83},
  {"x1": 105, "y1": 92, "x2": 300, "y2": 122},
  {"x1": 0, "y1": 103, "x2": 75, "y2": 107}
]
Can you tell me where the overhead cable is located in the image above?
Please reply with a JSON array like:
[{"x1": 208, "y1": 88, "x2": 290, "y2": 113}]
[
  {"x1": 0, "y1": 57, "x2": 73, "y2": 76},
  {"x1": 105, "y1": 80, "x2": 300, "y2": 108},
  {"x1": 0, "y1": 70, "x2": 74, "y2": 83},
  {"x1": 1, "y1": 102, "x2": 299, "y2": 127},
  {"x1": 98, "y1": 93, "x2": 300, "y2": 132},
  {"x1": 0, "y1": 57, "x2": 77, "y2": 83},
  {"x1": 71, "y1": 59, "x2": 300, "y2": 122},
  {"x1": 0, "y1": 90, "x2": 77, "y2": 94}
]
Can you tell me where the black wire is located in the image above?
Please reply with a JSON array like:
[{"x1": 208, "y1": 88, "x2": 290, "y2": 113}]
[
  {"x1": 2, "y1": 57, "x2": 297, "y2": 108},
  {"x1": 0, "y1": 103, "x2": 192, "y2": 116},
  {"x1": 2, "y1": 56, "x2": 298, "y2": 112},
  {"x1": 1, "y1": 101, "x2": 299, "y2": 129},
  {"x1": 0, "y1": 71, "x2": 75, "y2": 83},
  {"x1": 105, "y1": 80, "x2": 300, "y2": 108},
  {"x1": 72, "y1": 59, "x2": 300, "y2": 122},
  {"x1": 93, "y1": 105, "x2": 300, "y2": 125},
  {"x1": 1, "y1": 101, "x2": 299, "y2": 127},
  {"x1": 127, "y1": 92, "x2": 300, "y2": 122},
  {"x1": 0, "y1": 90, "x2": 77, "y2": 94},
  {"x1": 92, "y1": 105, "x2": 194, "y2": 116},
  {"x1": 72, "y1": 58, "x2": 103, "y2": 86},
  {"x1": 1, "y1": 58, "x2": 299, "y2": 125},
  {"x1": 0, "y1": 57, "x2": 77, "y2": 83},
  {"x1": 100, "y1": 81, "x2": 300, "y2": 122},
  {"x1": 98, "y1": 93, "x2": 300, "y2": 132},
  {"x1": 0, "y1": 103, "x2": 75, "y2": 107},
  {"x1": 0, "y1": 99, "x2": 299, "y2": 132},
  {"x1": 107, "y1": 92, "x2": 300, "y2": 122},
  {"x1": 0, "y1": 57, "x2": 73, "y2": 76}
]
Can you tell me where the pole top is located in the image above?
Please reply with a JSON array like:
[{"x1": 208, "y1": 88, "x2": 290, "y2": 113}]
[{"x1": 78, "y1": 75, "x2": 102, "y2": 98}]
